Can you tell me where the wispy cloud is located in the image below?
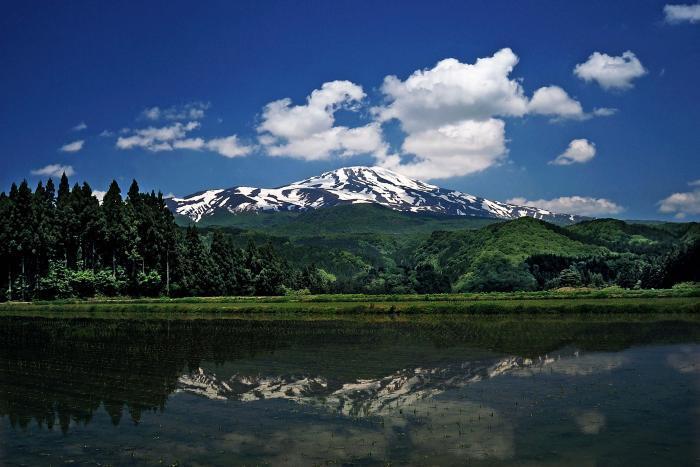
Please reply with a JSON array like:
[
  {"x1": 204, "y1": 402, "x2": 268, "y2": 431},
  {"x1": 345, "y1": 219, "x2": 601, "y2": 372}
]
[
  {"x1": 507, "y1": 196, "x2": 623, "y2": 217},
  {"x1": 59, "y1": 140, "x2": 85, "y2": 153},
  {"x1": 141, "y1": 107, "x2": 161, "y2": 120},
  {"x1": 72, "y1": 121, "x2": 87, "y2": 131},
  {"x1": 116, "y1": 122, "x2": 200, "y2": 151},
  {"x1": 171, "y1": 135, "x2": 253, "y2": 158},
  {"x1": 31, "y1": 164, "x2": 75, "y2": 177},
  {"x1": 140, "y1": 102, "x2": 210, "y2": 121},
  {"x1": 664, "y1": 3, "x2": 700, "y2": 23},
  {"x1": 116, "y1": 121, "x2": 251, "y2": 158},
  {"x1": 592, "y1": 107, "x2": 618, "y2": 117}
]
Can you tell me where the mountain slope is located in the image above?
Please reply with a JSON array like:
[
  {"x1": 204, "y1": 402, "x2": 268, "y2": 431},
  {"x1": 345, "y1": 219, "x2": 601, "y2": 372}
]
[
  {"x1": 189, "y1": 203, "x2": 503, "y2": 235},
  {"x1": 166, "y1": 166, "x2": 584, "y2": 224}
]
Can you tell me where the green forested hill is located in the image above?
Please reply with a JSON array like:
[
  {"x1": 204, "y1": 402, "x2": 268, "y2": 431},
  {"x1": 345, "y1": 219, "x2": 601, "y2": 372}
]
[
  {"x1": 413, "y1": 218, "x2": 607, "y2": 292},
  {"x1": 565, "y1": 218, "x2": 700, "y2": 253}
]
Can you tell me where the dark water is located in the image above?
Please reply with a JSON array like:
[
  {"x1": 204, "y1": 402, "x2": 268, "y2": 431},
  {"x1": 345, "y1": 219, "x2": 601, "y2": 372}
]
[{"x1": 1, "y1": 314, "x2": 699, "y2": 466}]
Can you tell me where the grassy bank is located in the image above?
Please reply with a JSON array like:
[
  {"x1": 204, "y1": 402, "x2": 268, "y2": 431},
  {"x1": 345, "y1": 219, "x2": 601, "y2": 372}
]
[{"x1": 1, "y1": 287, "x2": 699, "y2": 316}]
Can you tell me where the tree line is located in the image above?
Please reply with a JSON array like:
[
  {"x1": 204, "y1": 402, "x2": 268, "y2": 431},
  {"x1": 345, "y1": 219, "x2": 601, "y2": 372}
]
[{"x1": 0, "y1": 174, "x2": 330, "y2": 301}]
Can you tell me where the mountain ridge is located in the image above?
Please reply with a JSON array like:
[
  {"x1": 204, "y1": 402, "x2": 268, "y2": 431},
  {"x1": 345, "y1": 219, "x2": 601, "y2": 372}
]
[{"x1": 165, "y1": 166, "x2": 584, "y2": 224}]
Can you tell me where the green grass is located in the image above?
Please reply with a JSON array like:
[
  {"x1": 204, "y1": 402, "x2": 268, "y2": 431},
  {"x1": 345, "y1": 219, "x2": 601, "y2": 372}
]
[{"x1": 2, "y1": 287, "x2": 698, "y2": 316}]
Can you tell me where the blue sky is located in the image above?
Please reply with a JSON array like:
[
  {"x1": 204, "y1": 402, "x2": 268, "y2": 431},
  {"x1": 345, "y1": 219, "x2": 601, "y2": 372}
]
[{"x1": 1, "y1": 0, "x2": 699, "y2": 220}]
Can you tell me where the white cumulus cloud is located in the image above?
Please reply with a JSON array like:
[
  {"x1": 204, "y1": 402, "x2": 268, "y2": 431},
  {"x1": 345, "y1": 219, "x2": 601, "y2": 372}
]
[
  {"x1": 375, "y1": 48, "x2": 530, "y2": 131},
  {"x1": 257, "y1": 80, "x2": 385, "y2": 160},
  {"x1": 204, "y1": 135, "x2": 253, "y2": 158},
  {"x1": 31, "y1": 164, "x2": 75, "y2": 178},
  {"x1": 381, "y1": 119, "x2": 507, "y2": 179},
  {"x1": 664, "y1": 3, "x2": 700, "y2": 23},
  {"x1": 59, "y1": 140, "x2": 85, "y2": 153},
  {"x1": 574, "y1": 51, "x2": 647, "y2": 91},
  {"x1": 550, "y1": 139, "x2": 596, "y2": 165},
  {"x1": 528, "y1": 86, "x2": 584, "y2": 119},
  {"x1": 371, "y1": 48, "x2": 598, "y2": 179},
  {"x1": 507, "y1": 196, "x2": 624, "y2": 217},
  {"x1": 658, "y1": 183, "x2": 700, "y2": 218}
]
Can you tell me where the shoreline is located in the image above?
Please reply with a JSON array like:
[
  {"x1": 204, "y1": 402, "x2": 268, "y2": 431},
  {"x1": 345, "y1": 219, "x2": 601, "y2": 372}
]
[{"x1": 1, "y1": 293, "x2": 698, "y2": 317}]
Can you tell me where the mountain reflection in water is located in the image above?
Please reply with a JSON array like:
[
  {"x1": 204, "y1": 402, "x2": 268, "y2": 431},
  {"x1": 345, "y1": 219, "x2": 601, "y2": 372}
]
[
  {"x1": 1, "y1": 315, "x2": 699, "y2": 466},
  {"x1": 177, "y1": 351, "x2": 629, "y2": 418}
]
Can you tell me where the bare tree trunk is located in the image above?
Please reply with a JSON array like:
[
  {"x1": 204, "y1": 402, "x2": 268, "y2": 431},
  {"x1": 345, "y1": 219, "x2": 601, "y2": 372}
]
[
  {"x1": 166, "y1": 250, "x2": 170, "y2": 297},
  {"x1": 7, "y1": 267, "x2": 11, "y2": 301},
  {"x1": 112, "y1": 251, "x2": 116, "y2": 278},
  {"x1": 35, "y1": 256, "x2": 40, "y2": 292},
  {"x1": 21, "y1": 256, "x2": 25, "y2": 301}
]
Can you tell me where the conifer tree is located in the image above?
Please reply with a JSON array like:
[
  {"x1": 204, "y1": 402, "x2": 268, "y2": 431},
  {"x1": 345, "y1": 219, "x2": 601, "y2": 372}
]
[
  {"x1": 0, "y1": 191, "x2": 11, "y2": 298},
  {"x1": 55, "y1": 173, "x2": 77, "y2": 266},
  {"x1": 77, "y1": 182, "x2": 102, "y2": 270},
  {"x1": 210, "y1": 229, "x2": 246, "y2": 295},
  {"x1": 10, "y1": 181, "x2": 35, "y2": 299},
  {"x1": 176, "y1": 225, "x2": 217, "y2": 296},
  {"x1": 101, "y1": 180, "x2": 128, "y2": 277},
  {"x1": 32, "y1": 180, "x2": 58, "y2": 279}
]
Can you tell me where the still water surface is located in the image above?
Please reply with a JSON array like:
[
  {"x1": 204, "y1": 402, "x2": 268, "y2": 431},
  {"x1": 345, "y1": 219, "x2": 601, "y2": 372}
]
[{"x1": 1, "y1": 314, "x2": 699, "y2": 466}]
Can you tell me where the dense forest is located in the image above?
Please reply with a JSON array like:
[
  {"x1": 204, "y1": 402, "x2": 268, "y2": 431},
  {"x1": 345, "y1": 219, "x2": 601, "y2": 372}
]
[
  {"x1": 1, "y1": 174, "x2": 698, "y2": 300},
  {"x1": 0, "y1": 174, "x2": 327, "y2": 300}
]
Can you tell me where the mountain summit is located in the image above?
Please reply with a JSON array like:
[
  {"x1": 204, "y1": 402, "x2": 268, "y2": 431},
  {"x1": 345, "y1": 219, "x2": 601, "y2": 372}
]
[{"x1": 166, "y1": 166, "x2": 582, "y2": 223}]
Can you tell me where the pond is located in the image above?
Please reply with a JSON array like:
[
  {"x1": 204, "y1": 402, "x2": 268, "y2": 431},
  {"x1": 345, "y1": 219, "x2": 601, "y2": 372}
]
[{"x1": 1, "y1": 313, "x2": 699, "y2": 465}]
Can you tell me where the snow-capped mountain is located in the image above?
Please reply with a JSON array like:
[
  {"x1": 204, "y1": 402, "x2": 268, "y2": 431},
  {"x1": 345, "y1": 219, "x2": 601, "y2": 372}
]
[{"x1": 166, "y1": 166, "x2": 582, "y2": 223}]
